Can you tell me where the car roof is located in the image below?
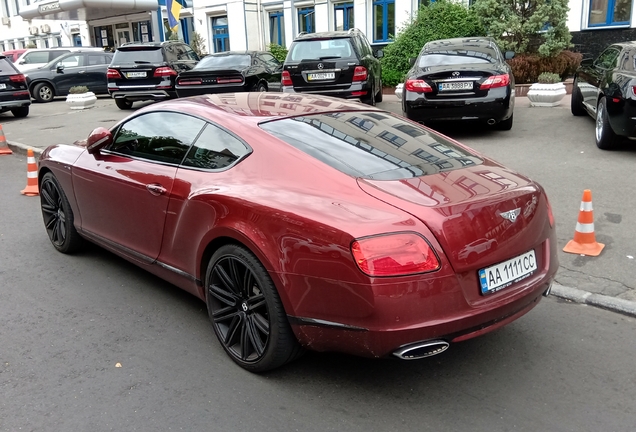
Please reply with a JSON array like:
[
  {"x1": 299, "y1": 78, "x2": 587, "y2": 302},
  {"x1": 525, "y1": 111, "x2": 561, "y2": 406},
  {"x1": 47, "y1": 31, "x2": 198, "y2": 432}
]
[
  {"x1": 136, "y1": 93, "x2": 380, "y2": 124},
  {"x1": 294, "y1": 30, "x2": 358, "y2": 41},
  {"x1": 117, "y1": 41, "x2": 182, "y2": 49},
  {"x1": 207, "y1": 51, "x2": 262, "y2": 56},
  {"x1": 423, "y1": 37, "x2": 497, "y2": 51}
]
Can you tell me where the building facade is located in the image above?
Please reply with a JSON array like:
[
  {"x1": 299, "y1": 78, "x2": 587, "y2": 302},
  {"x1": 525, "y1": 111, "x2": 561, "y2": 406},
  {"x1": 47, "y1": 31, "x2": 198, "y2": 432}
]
[{"x1": 0, "y1": 1, "x2": 635, "y2": 60}]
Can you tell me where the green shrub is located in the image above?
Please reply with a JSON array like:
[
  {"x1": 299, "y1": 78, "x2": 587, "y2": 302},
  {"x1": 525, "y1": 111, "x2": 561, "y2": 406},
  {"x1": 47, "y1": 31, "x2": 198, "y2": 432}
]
[
  {"x1": 537, "y1": 72, "x2": 561, "y2": 83},
  {"x1": 508, "y1": 50, "x2": 582, "y2": 83},
  {"x1": 189, "y1": 31, "x2": 208, "y2": 58},
  {"x1": 68, "y1": 86, "x2": 89, "y2": 94},
  {"x1": 472, "y1": 0, "x2": 572, "y2": 57},
  {"x1": 268, "y1": 44, "x2": 288, "y2": 62},
  {"x1": 380, "y1": 0, "x2": 484, "y2": 87}
]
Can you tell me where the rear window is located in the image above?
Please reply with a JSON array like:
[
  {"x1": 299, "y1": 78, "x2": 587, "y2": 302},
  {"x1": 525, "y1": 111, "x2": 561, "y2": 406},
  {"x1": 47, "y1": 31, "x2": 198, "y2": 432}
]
[
  {"x1": 196, "y1": 54, "x2": 251, "y2": 70},
  {"x1": 418, "y1": 48, "x2": 498, "y2": 67},
  {"x1": 259, "y1": 112, "x2": 483, "y2": 180},
  {"x1": 112, "y1": 48, "x2": 164, "y2": 64},
  {"x1": 0, "y1": 58, "x2": 17, "y2": 75},
  {"x1": 288, "y1": 39, "x2": 355, "y2": 62}
]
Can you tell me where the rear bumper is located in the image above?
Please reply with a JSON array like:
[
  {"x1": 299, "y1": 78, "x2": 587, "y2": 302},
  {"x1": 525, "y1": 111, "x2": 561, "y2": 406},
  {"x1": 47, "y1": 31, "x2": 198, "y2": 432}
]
[
  {"x1": 0, "y1": 94, "x2": 31, "y2": 109},
  {"x1": 403, "y1": 87, "x2": 513, "y2": 123},
  {"x1": 282, "y1": 81, "x2": 370, "y2": 100},
  {"x1": 175, "y1": 84, "x2": 249, "y2": 98},
  {"x1": 108, "y1": 89, "x2": 175, "y2": 101}
]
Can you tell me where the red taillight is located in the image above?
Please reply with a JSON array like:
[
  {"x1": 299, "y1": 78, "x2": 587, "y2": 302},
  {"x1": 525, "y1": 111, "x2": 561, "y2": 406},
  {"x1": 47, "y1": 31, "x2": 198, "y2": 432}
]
[
  {"x1": 281, "y1": 70, "x2": 292, "y2": 86},
  {"x1": 107, "y1": 69, "x2": 121, "y2": 79},
  {"x1": 351, "y1": 233, "x2": 440, "y2": 277},
  {"x1": 153, "y1": 67, "x2": 177, "y2": 77},
  {"x1": 178, "y1": 78, "x2": 202, "y2": 86},
  {"x1": 352, "y1": 66, "x2": 367, "y2": 82},
  {"x1": 480, "y1": 74, "x2": 510, "y2": 90},
  {"x1": 404, "y1": 79, "x2": 433, "y2": 93},
  {"x1": 9, "y1": 74, "x2": 26, "y2": 83},
  {"x1": 351, "y1": 91, "x2": 367, "y2": 96},
  {"x1": 546, "y1": 196, "x2": 555, "y2": 228},
  {"x1": 217, "y1": 77, "x2": 243, "y2": 84}
]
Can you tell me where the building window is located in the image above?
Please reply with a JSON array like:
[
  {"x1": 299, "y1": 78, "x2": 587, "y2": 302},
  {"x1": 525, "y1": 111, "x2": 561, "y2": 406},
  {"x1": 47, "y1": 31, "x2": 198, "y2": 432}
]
[
  {"x1": 373, "y1": 0, "x2": 394, "y2": 42},
  {"x1": 212, "y1": 16, "x2": 229, "y2": 52},
  {"x1": 334, "y1": 3, "x2": 354, "y2": 31},
  {"x1": 588, "y1": 0, "x2": 632, "y2": 26},
  {"x1": 269, "y1": 11, "x2": 285, "y2": 45},
  {"x1": 298, "y1": 7, "x2": 315, "y2": 33}
]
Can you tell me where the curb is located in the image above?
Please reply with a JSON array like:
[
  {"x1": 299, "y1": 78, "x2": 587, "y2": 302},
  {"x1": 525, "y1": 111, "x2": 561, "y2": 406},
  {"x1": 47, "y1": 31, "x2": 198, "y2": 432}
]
[
  {"x1": 7, "y1": 141, "x2": 42, "y2": 157},
  {"x1": 550, "y1": 283, "x2": 636, "y2": 318}
]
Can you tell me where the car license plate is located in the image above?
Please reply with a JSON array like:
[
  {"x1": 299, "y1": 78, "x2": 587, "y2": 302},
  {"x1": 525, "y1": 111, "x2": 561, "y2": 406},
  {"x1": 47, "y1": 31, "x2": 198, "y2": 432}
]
[
  {"x1": 308, "y1": 72, "x2": 335, "y2": 81},
  {"x1": 478, "y1": 250, "x2": 537, "y2": 295},
  {"x1": 0, "y1": 84, "x2": 5, "y2": 89},
  {"x1": 126, "y1": 72, "x2": 147, "y2": 78},
  {"x1": 439, "y1": 81, "x2": 473, "y2": 91}
]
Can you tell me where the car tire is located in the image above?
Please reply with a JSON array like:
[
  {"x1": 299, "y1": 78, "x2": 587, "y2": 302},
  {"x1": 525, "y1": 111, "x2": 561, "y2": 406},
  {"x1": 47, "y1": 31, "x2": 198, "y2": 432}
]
[
  {"x1": 205, "y1": 244, "x2": 303, "y2": 372},
  {"x1": 11, "y1": 106, "x2": 29, "y2": 118},
  {"x1": 571, "y1": 78, "x2": 586, "y2": 116},
  {"x1": 33, "y1": 83, "x2": 54, "y2": 103},
  {"x1": 252, "y1": 83, "x2": 267, "y2": 92},
  {"x1": 595, "y1": 97, "x2": 620, "y2": 150},
  {"x1": 39, "y1": 172, "x2": 83, "y2": 254},
  {"x1": 496, "y1": 114, "x2": 513, "y2": 131},
  {"x1": 115, "y1": 99, "x2": 134, "y2": 110},
  {"x1": 375, "y1": 79, "x2": 383, "y2": 103},
  {"x1": 362, "y1": 84, "x2": 376, "y2": 106}
]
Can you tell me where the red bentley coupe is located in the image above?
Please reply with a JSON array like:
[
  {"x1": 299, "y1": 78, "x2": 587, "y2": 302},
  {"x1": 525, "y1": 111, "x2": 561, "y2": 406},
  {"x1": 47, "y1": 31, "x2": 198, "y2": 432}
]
[{"x1": 38, "y1": 93, "x2": 558, "y2": 372}]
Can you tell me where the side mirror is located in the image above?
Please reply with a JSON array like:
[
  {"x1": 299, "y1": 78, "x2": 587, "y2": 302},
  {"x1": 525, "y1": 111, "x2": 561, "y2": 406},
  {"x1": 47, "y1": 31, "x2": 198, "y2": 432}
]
[
  {"x1": 375, "y1": 49, "x2": 384, "y2": 59},
  {"x1": 409, "y1": 57, "x2": 416, "y2": 66},
  {"x1": 86, "y1": 127, "x2": 113, "y2": 155},
  {"x1": 504, "y1": 51, "x2": 515, "y2": 60},
  {"x1": 56, "y1": 63, "x2": 64, "y2": 72}
]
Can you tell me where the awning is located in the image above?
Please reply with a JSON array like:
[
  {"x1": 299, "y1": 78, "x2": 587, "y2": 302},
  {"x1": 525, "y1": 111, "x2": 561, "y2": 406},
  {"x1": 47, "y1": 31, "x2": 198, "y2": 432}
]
[{"x1": 20, "y1": 0, "x2": 160, "y2": 21}]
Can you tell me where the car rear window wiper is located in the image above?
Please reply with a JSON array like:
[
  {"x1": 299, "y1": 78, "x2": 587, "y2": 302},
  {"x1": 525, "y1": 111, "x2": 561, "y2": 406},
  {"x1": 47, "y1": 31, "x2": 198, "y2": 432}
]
[{"x1": 319, "y1": 56, "x2": 341, "y2": 60}]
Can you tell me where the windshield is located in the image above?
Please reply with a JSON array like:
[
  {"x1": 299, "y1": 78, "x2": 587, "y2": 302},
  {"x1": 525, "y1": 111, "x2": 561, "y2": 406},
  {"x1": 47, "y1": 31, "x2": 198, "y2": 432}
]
[
  {"x1": 288, "y1": 39, "x2": 355, "y2": 62},
  {"x1": 418, "y1": 49, "x2": 498, "y2": 67},
  {"x1": 260, "y1": 112, "x2": 482, "y2": 180},
  {"x1": 196, "y1": 54, "x2": 251, "y2": 70}
]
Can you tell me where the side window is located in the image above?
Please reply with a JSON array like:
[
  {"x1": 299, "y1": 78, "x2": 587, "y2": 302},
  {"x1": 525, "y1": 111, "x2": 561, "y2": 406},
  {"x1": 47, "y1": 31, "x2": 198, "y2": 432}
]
[
  {"x1": 183, "y1": 45, "x2": 199, "y2": 61},
  {"x1": 182, "y1": 123, "x2": 250, "y2": 170},
  {"x1": 108, "y1": 112, "x2": 206, "y2": 164},
  {"x1": 49, "y1": 50, "x2": 70, "y2": 62},
  {"x1": 163, "y1": 45, "x2": 178, "y2": 62},
  {"x1": 59, "y1": 54, "x2": 83, "y2": 67},
  {"x1": 23, "y1": 52, "x2": 49, "y2": 64},
  {"x1": 88, "y1": 54, "x2": 108, "y2": 65},
  {"x1": 260, "y1": 53, "x2": 281, "y2": 68},
  {"x1": 595, "y1": 48, "x2": 620, "y2": 69}
]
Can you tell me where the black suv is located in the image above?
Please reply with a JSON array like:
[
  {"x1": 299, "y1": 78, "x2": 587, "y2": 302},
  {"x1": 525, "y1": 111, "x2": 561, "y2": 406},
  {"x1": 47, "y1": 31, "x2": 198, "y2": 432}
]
[
  {"x1": 282, "y1": 29, "x2": 383, "y2": 105},
  {"x1": 0, "y1": 55, "x2": 30, "y2": 118},
  {"x1": 107, "y1": 41, "x2": 199, "y2": 110}
]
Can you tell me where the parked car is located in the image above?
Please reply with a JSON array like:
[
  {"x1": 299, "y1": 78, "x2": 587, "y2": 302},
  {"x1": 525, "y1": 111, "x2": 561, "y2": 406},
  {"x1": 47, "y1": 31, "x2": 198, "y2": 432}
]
[
  {"x1": 401, "y1": 37, "x2": 515, "y2": 130},
  {"x1": 175, "y1": 51, "x2": 282, "y2": 97},
  {"x1": 38, "y1": 93, "x2": 558, "y2": 372},
  {"x1": 107, "y1": 41, "x2": 200, "y2": 110},
  {"x1": 0, "y1": 55, "x2": 31, "y2": 117},
  {"x1": 25, "y1": 50, "x2": 114, "y2": 103},
  {"x1": 3, "y1": 49, "x2": 27, "y2": 63},
  {"x1": 15, "y1": 47, "x2": 104, "y2": 72},
  {"x1": 282, "y1": 28, "x2": 383, "y2": 105},
  {"x1": 571, "y1": 42, "x2": 636, "y2": 149}
]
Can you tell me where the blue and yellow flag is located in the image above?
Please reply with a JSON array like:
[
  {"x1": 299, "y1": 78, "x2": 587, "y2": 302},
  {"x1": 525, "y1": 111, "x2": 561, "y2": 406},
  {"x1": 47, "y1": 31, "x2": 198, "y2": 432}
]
[{"x1": 167, "y1": 0, "x2": 182, "y2": 31}]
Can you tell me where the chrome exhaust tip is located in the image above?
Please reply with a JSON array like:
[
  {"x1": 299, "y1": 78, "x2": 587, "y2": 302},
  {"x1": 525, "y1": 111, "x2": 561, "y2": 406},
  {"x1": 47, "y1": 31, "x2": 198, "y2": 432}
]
[
  {"x1": 393, "y1": 340, "x2": 449, "y2": 360},
  {"x1": 487, "y1": 118, "x2": 496, "y2": 125},
  {"x1": 543, "y1": 283, "x2": 553, "y2": 297}
]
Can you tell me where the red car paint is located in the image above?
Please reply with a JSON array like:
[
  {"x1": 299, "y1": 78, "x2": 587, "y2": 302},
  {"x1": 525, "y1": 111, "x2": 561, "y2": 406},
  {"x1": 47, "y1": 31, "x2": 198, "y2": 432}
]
[{"x1": 38, "y1": 93, "x2": 558, "y2": 361}]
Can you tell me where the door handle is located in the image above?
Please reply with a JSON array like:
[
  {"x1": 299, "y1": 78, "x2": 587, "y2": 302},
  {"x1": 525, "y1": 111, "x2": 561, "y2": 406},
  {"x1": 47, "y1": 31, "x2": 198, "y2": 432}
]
[
  {"x1": 146, "y1": 184, "x2": 167, "y2": 196},
  {"x1": 79, "y1": 70, "x2": 85, "y2": 74}
]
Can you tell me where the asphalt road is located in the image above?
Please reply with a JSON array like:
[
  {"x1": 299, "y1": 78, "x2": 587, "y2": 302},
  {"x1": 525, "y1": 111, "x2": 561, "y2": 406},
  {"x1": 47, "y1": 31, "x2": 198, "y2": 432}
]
[{"x1": 1, "y1": 103, "x2": 636, "y2": 431}]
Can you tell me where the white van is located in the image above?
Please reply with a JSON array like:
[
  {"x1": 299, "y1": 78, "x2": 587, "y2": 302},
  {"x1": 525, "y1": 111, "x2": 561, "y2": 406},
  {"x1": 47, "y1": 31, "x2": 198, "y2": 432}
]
[{"x1": 16, "y1": 47, "x2": 105, "y2": 72}]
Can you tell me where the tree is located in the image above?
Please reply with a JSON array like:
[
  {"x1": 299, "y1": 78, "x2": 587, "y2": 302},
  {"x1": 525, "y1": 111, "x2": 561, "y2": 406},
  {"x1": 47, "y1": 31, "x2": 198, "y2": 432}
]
[
  {"x1": 189, "y1": 31, "x2": 208, "y2": 58},
  {"x1": 472, "y1": 0, "x2": 572, "y2": 57}
]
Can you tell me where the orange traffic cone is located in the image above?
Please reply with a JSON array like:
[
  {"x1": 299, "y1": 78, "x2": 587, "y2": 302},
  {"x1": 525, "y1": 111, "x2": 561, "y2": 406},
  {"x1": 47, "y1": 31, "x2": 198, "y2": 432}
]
[
  {"x1": 0, "y1": 124, "x2": 11, "y2": 155},
  {"x1": 20, "y1": 148, "x2": 39, "y2": 196},
  {"x1": 563, "y1": 189, "x2": 604, "y2": 256}
]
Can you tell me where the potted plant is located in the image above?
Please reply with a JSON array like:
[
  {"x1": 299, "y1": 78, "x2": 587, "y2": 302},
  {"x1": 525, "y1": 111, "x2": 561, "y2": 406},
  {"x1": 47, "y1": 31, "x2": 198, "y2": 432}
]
[
  {"x1": 527, "y1": 72, "x2": 567, "y2": 107},
  {"x1": 66, "y1": 85, "x2": 97, "y2": 110}
]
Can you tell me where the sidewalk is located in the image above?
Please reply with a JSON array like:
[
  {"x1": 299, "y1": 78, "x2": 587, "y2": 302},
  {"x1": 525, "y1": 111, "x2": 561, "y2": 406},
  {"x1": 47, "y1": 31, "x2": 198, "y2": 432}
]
[{"x1": 5, "y1": 94, "x2": 635, "y2": 319}]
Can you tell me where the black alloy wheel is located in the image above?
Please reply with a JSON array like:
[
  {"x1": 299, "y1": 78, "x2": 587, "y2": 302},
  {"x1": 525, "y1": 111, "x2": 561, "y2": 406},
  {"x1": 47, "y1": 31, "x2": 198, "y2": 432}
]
[
  {"x1": 115, "y1": 99, "x2": 134, "y2": 110},
  {"x1": 253, "y1": 83, "x2": 267, "y2": 92},
  {"x1": 362, "y1": 84, "x2": 376, "y2": 106},
  {"x1": 39, "y1": 172, "x2": 83, "y2": 253},
  {"x1": 375, "y1": 79, "x2": 383, "y2": 103},
  {"x1": 33, "y1": 83, "x2": 54, "y2": 103},
  {"x1": 205, "y1": 244, "x2": 302, "y2": 372}
]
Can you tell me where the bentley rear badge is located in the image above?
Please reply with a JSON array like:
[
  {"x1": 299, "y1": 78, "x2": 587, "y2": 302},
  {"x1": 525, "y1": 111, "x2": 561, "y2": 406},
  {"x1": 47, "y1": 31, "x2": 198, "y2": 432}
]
[{"x1": 500, "y1": 208, "x2": 521, "y2": 222}]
